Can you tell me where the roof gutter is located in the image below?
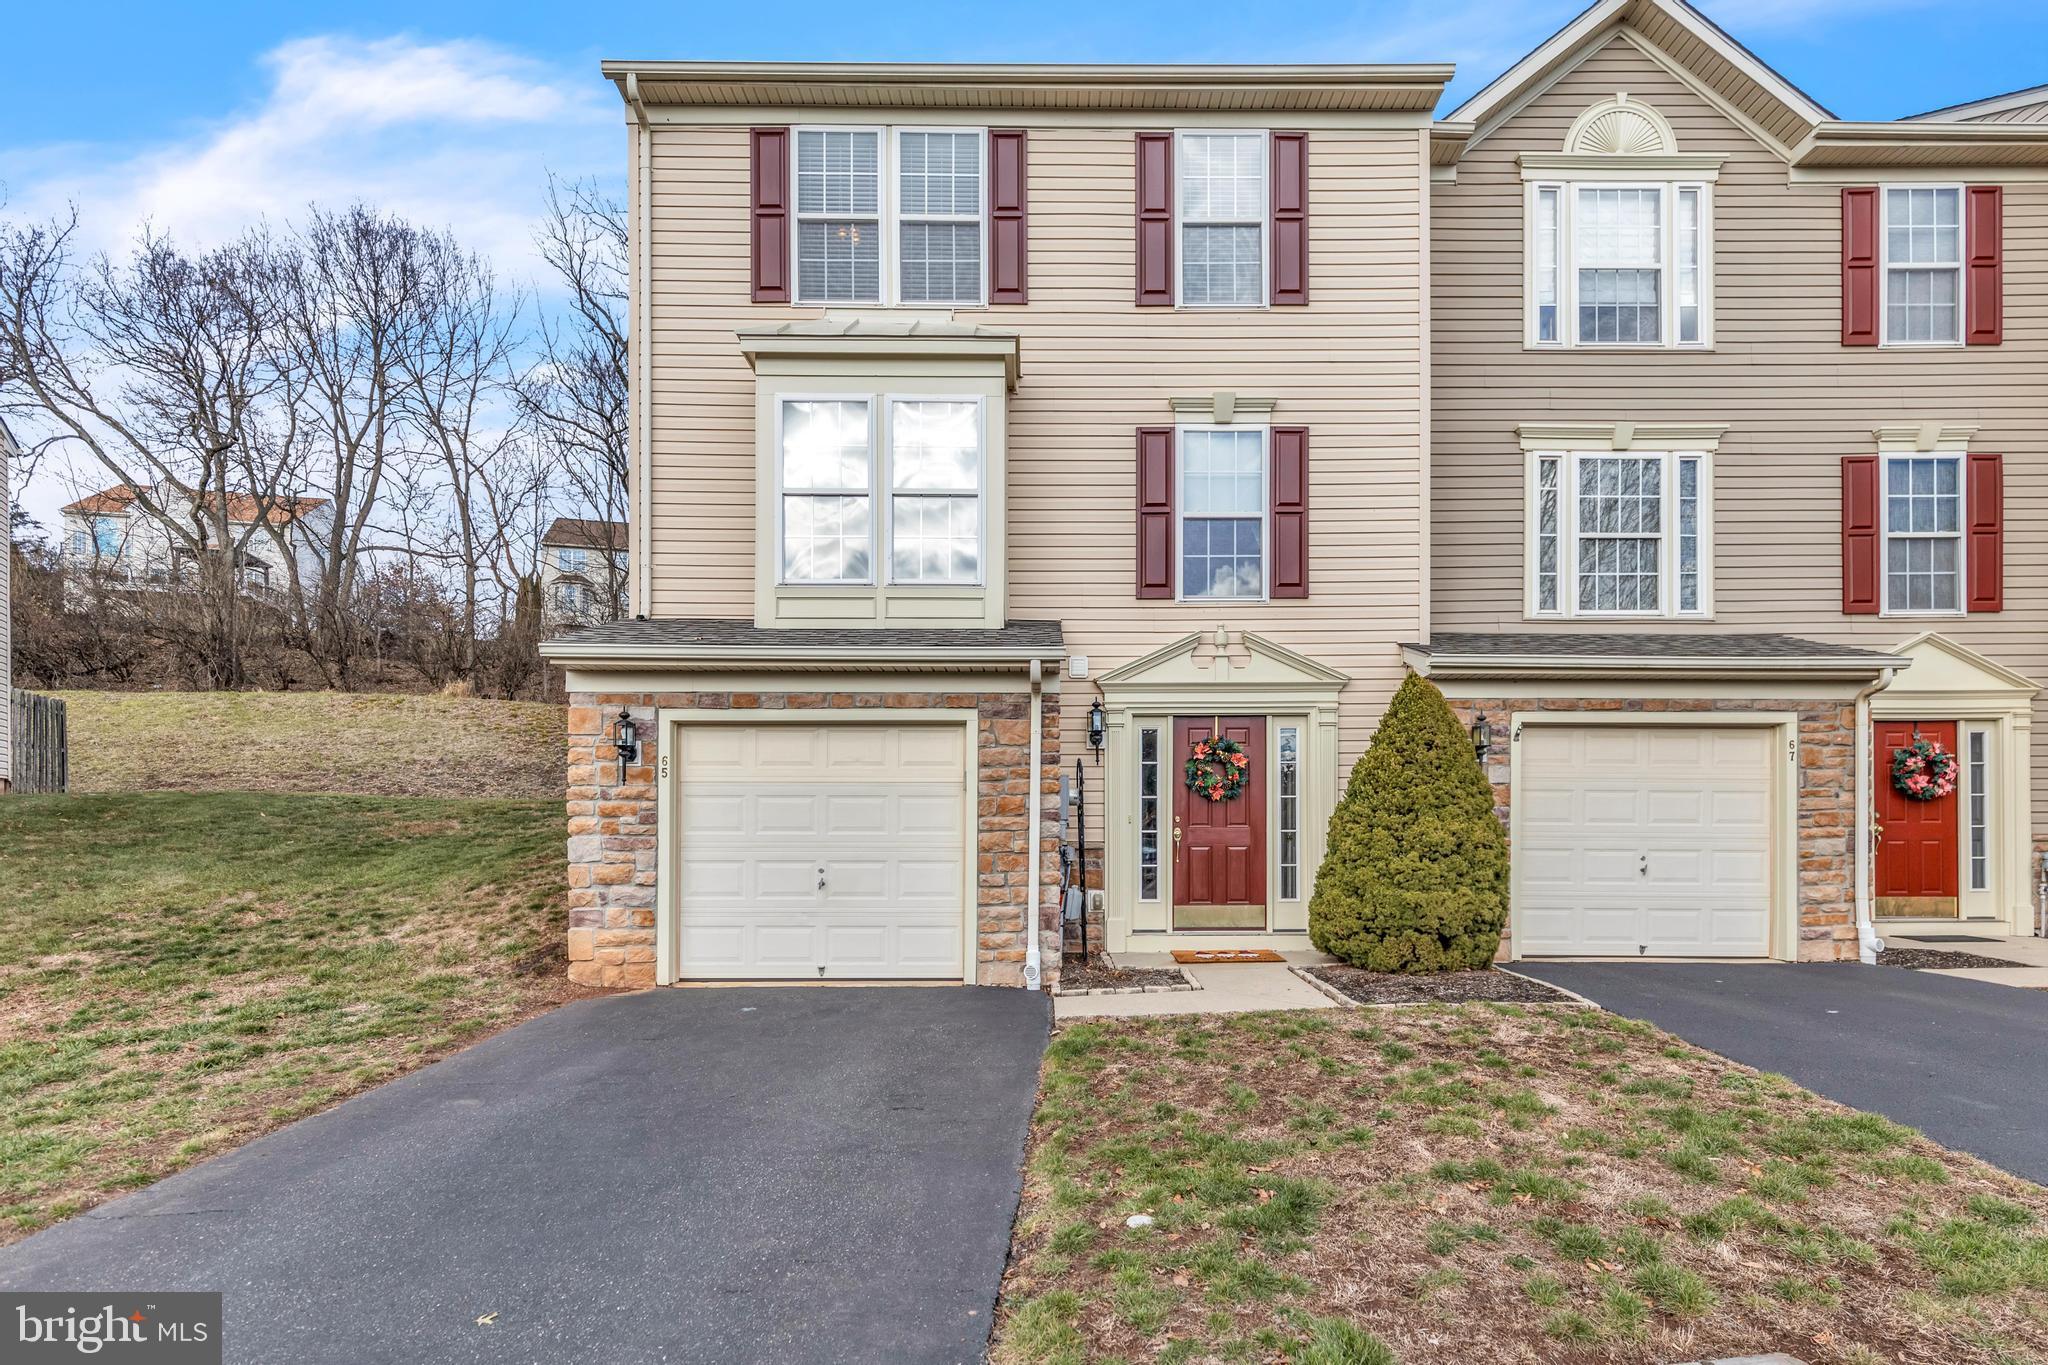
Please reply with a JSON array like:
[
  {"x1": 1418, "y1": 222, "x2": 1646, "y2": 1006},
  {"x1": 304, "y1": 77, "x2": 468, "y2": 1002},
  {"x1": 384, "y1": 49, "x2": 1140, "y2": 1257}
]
[
  {"x1": 1401, "y1": 647, "x2": 1911, "y2": 684},
  {"x1": 538, "y1": 640, "x2": 1063, "y2": 670}
]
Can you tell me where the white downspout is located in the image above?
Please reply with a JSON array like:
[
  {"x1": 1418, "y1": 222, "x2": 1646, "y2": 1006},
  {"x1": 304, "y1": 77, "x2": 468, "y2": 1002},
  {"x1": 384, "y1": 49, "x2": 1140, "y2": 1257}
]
[
  {"x1": 624, "y1": 73, "x2": 653, "y2": 619},
  {"x1": 1853, "y1": 667, "x2": 1895, "y2": 964},
  {"x1": 1024, "y1": 658, "x2": 1044, "y2": 991}
]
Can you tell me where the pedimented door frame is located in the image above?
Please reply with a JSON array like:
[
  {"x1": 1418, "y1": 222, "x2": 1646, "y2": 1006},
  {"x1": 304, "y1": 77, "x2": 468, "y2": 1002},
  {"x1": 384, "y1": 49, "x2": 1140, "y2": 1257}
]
[{"x1": 1096, "y1": 631, "x2": 1347, "y2": 954}]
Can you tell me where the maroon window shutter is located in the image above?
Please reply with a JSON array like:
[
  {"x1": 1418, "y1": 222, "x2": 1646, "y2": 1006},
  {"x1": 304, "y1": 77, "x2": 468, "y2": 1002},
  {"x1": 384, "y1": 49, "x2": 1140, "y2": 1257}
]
[
  {"x1": 988, "y1": 130, "x2": 1029, "y2": 305},
  {"x1": 750, "y1": 128, "x2": 791, "y2": 303},
  {"x1": 1270, "y1": 133, "x2": 1308, "y2": 306},
  {"x1": 1966, "y1": 185, "x2": 2003, "y2": 346},
  {"x1": 1136, "y1": 427, "x2": 1175, "y2": 598},
  {"x1": 1135, "y1": 133, "x2": 1174, "y2": 307},
  {"x1": 1841, "y1": 455, "x2": 1881, "y2": 614},
  {"x1": 1841, "y1": 187, "x2": 1878, "y2": 346},
  {"x1": 1967, "y1": 452, "x2": 2004, "y2": 611},
  {"x1": 1270, "y1": 427, "x2": 1309, "y2": 597}
]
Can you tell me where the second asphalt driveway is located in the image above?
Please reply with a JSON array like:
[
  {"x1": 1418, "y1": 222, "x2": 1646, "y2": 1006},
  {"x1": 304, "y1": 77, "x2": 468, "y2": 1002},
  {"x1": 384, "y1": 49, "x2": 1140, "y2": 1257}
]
[
  {"x1": 1515, "y1": 960, "x2": 2048, "y2": 1185},
  {"x1": 0, "y1": 985, "x2": 1050, "y2": 1365}
]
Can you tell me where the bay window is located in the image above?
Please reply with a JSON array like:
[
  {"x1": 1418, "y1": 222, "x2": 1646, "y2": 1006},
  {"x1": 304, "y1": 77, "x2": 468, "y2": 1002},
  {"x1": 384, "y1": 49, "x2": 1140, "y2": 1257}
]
[
  {"x1": 777, "y1": 394, "x2": 985, "y2": 588},
  {"x1": 1527, "y1": 182, "x2": 1710, "y2": 347},
  {"x1": 1882, "y1": 454, "x2": 1962, "y2": 613},
  {"x1": 1529, "y1": 450, "x2": 1710, "y2": 618},
  {"x1": 1178, "y1": 131, "x2": 1267, "y2": 307},
  {"x1": 792, "y1": 126, "x2": 986, "y2": 306}
]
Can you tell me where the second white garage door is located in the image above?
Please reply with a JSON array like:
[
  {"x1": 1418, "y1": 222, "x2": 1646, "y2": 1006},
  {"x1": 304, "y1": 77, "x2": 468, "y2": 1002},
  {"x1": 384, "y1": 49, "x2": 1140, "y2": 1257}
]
[
  {"x1": 1516, "y1": 725, "x2": 1773, "y2": 958},
  {"x1": 676, "y1": 723, "x2": 969, "y2": 980}
]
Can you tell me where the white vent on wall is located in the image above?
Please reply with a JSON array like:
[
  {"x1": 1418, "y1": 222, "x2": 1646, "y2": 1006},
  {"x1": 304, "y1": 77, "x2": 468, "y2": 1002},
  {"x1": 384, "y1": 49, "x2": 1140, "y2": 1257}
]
[{"x1": 1563, "y1": 93, "x2": 1678, "y2": 157}]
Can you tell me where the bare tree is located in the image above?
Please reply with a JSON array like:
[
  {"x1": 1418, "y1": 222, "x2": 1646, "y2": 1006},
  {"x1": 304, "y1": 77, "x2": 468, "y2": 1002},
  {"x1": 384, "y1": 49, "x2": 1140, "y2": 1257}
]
[
  {"x1": 0, "y1": 213, "x2": 288, "y2": 687},
  {"x1": 519, "y1": 175, "x2": 630, "y2": 620},
  {"x1": 266, "y1": 204, "x2": 434, "y2": 687},
  {"x1": 397, "y1": 233, "x2": 525, "y2": 679}
]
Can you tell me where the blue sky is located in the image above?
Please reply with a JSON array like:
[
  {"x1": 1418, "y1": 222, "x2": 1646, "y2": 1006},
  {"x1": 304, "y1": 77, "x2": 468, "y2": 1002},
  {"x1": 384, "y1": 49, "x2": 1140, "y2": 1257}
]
[{"x1": 4, "y1": 0, "x2": 2044, "y2": 527}]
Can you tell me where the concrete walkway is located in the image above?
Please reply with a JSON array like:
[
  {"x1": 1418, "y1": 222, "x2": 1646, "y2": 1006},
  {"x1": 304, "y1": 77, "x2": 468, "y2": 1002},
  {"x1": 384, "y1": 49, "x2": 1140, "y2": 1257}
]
[
  {"x1": 1887, "y1": 931, "x2": 2048, "y2": 989},
  {"x1": 1055, "y1": 957, "x2": 1336, "y2": 1019}
]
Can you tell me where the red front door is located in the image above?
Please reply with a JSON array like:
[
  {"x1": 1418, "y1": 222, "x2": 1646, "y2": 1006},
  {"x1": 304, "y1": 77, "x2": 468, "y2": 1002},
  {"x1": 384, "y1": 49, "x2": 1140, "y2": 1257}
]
[
  {"x1": 1172, "y1": 716, "x2": 1266, "y2": 930},
  {"x1": 1874, "y1": 719, "x2": 1960, "y2": 917}
]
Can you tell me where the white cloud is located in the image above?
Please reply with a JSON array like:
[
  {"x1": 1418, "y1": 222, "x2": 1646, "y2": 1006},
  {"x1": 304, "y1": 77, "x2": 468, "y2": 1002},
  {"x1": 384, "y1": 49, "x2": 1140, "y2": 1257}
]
[
  {"x1": 0, "y1": 34, "x2": 616, "y2": 281},
  {"x1": 1, "y1": 34, "x2": 618, "y2": 534}
]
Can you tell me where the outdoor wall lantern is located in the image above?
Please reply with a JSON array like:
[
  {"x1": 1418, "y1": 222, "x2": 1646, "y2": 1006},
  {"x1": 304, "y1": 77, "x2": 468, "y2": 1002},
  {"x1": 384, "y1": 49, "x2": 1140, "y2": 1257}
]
[
  {"x1": 1470, "y1": 716, "x2": 1492, "y2": 763},
  {"x1": 613, "y1": 710, "x2": 640, "y2": 783},
  {"x1": 1088, "y1": 699, "x2": 1106, "y2": 761}
]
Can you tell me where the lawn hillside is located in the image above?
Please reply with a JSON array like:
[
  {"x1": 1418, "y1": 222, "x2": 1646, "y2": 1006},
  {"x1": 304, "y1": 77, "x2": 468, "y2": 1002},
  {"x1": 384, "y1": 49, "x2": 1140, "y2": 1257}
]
[
  {"x1": 0, "y1": 792, "x2": 570, "y2": 1242},
  {"x1": 998, "y1": 1008, "x2": 2048, "y2": 1365},
  {"x1": 55, "y1": 689, "x2": 566, "y2": 799}
]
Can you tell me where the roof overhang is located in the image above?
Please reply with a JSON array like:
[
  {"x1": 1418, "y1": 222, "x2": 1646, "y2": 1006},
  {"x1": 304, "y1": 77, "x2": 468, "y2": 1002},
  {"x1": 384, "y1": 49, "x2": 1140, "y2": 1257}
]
[
  {"x1": 1402, "y1": 644, "x2": 1911, "y2": 685},
  {"x1": 738, "y1": 316, "x2": 1021, "y2": 391},
  {"x1": 1905, "y1": 83, "x2": 2048, "y2": 124},
  {"x1": 540, "y1": 639, "x2": 1059, "y2": 672},
  {"x1": 1791, "y1": 120, "x2": 2048, "y2": 170},
  {"x1": 601, "y1": 61, "x2": 1453, "y2": 115}
]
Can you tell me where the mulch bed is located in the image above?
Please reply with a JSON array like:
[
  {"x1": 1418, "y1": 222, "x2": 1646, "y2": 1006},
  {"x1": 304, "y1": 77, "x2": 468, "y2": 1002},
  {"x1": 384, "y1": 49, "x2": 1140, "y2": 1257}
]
[
  {"x1": 1058, "y1": 962, "x2": 1192, "y2": 993},
  {"x1": 1308, "y1": 965, "x2": 1580, "y2": 1005},
  {"x1": 1876, "y1": 946, "x2": 2026, "y2": 971}
]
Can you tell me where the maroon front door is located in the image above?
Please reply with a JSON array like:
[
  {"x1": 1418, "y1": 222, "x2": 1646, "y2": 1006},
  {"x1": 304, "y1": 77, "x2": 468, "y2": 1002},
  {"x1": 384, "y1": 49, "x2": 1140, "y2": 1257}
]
[
  {"x1": 1875, "y1": 719, "x2": 1960, "y2": 917},
  {"x1": 1172, "y1": 716, "x2": 1266, "y2": 930}
]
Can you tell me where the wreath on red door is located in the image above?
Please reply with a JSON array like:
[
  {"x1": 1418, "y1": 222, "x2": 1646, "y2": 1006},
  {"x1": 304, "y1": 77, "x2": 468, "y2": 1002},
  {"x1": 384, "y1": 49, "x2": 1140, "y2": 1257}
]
[
  {"x1": 1184, "y1": 734, "x2": 1250, "y2": 803},
  {"x1": 1890, "y1": 735, "x2": 1958, "y2": 802}
]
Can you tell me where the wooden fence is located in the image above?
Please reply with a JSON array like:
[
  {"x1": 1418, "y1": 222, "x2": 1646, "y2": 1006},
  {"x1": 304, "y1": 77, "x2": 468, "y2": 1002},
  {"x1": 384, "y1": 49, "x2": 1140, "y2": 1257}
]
[{"x1": 9, "y1": 690, "x2": 67, "y2": 794}]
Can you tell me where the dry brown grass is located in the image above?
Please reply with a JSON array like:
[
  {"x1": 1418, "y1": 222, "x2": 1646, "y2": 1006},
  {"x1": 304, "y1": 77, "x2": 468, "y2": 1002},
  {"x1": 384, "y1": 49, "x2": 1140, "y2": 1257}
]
[
  {"x1": 54, "y1": 689, "x2": 564, "y2": 798},
  {"x1": 996, "y1": 1006, "x2": 2048, "y2": 1365}
]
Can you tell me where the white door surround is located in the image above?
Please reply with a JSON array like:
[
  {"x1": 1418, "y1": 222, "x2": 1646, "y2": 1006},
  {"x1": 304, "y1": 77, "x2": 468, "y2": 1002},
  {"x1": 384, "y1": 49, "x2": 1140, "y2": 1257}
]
[
  {"x1": 1869, "y1": 633, "x2": 2040, "y2": 935},
  {"x1": 1509, "y1": 712, "x2": 1798, "y2": 961},
  {"x1": 654, "y1": 710, "x2": 980, "y2": 984}
]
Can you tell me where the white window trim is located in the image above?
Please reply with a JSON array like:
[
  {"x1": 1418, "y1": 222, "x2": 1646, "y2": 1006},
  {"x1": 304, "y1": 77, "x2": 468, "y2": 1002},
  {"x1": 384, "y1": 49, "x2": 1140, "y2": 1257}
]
[
  {"x1": 1877, "y1": 451, "x2": 1967, "y2": 619},
  {"x1": 1525, "y1": 180, "x2": 1714, "y2": 349},
  {"x1": 1524, "y1": 448, "x2": 1714, "y2": 620},
  {"x1": 881, "y1": 394, "x2": 989, "y2": 588},
  {"x1": 774, "y1": 394, "x2": 878, "y2": 587},
  {"x1": 1174, "y1": 421, "x2": 1271, "y2": 604},
  {"x1": 1173, "y1": 128, "x2": 1270, "y2": 311},
  {"x1": 789, "y1": 125, "x2": 989, "y2": 309},
  {"x1": 773, "y1": 392, "x2": 990, "y2": 589},
  {"x1": 1878, "y1": 182, "x2": 1965, "y2": 350}
]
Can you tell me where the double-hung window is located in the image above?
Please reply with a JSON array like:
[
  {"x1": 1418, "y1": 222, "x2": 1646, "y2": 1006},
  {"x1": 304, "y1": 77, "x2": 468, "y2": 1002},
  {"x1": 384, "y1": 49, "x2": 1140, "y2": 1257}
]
[
  {"x1": 792, "y1": 127, "x2": 985, "y2": 306},
  {"x1": 1178, "y1": 132, "x2": 1266, "y2": 307},
  {"x1": 1881, "y1": 454, "x2": 1963, "y2": 613},
  {"x1": 1529, "y1": 450, "x2": 1710, "y2": 617},
  {"x1": 1179, "y1": 426, "x2": 1267, "y2": 600},
  {"x1": 888, "y1": 399, "x2": 982, "y2": 584},
  {"x1": 558, "y1": 547, "x2": 588, "y2": 575},
  {"x1": 777, "y1": 394, "x2": 984, "y2": 587},
  {"x1": 1528, "y1": 183, "x2": 1709, "y2": 347},
  {"x1": 1882, "y1": 186, "x2": 1962, "y2": 346}
]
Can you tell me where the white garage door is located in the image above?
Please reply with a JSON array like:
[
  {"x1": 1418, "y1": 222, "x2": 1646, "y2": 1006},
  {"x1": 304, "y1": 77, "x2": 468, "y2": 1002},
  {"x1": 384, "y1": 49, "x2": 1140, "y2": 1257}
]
[
  {"x1": 1517, "y1": 725, "x2": 1773, "y2": 958},
  {"x1": 677, "y1": 723, "x2": 968, "y2": 980}
]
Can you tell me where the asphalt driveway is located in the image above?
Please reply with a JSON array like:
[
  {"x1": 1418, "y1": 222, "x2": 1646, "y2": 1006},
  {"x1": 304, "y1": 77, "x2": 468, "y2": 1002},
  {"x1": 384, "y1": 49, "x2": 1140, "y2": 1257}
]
[
  {"x1": 1515, "y1": 961, "x2": 2048, "y2": 1185},
  {"x1": 0, "y1": 985, "x2": 1051, "y2": 1365}
]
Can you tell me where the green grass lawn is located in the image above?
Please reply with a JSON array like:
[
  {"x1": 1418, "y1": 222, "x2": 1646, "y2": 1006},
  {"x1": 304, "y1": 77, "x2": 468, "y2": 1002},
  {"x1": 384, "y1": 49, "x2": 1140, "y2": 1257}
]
[
  {"x1": 52, "y1": 690, "x2": 565, "y2": 799},
  {"x1": 0, "y1": 791, "x2": 571, "y2": 1242},
  {"x1": 997, "y1": 1008, "x2": 2048, "y2": 1365}
]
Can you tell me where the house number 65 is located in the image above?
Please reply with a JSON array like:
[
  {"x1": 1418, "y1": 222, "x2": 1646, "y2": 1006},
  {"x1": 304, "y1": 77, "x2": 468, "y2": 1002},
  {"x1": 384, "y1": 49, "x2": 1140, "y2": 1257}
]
[{"x1": 659, "y1": 753, "x2": 671, "y2": 780}]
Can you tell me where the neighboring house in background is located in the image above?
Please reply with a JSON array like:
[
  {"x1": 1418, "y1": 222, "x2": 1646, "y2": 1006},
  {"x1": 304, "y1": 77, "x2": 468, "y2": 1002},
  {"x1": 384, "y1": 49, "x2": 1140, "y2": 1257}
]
[
  {"x1": 1, "y1": 419, "x2": 14, "y2": 792},
  {"x1": 542, "y1": 0, "x2": 2048, "y2": 993},
  {"x1": 539, "y1": 517, "x2": 628, "y2": 627},
  {"x1": 59, "y1": 484, "x2": 332, "y2": 598}
]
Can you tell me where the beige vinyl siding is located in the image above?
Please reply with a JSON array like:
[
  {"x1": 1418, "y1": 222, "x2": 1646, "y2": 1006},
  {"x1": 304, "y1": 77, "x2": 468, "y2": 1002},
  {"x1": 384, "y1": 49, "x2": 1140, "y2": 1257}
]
[
  {"x1": 642, "y1": 120, "x2": 1428, "y2": 835},
  {"x1": 1431, "y1": 34, "x2": 2048, "y2": 825}
]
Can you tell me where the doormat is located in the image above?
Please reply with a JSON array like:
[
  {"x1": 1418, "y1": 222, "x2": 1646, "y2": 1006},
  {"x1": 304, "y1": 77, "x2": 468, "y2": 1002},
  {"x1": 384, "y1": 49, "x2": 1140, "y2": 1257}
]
[
  {"x1": 1171, "y1": 949, "x2": 1287, "y2": 964},
  {"x1": 1895, "y1": 934, "x2": 2006, "y2": 944}
]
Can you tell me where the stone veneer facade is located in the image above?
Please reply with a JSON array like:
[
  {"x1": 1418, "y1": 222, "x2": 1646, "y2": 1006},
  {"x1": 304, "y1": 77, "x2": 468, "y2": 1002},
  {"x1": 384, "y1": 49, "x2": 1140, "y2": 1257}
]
[
  {"x1": 1447, "y1": 696, "x2": 1860, "y2": 963},
  {"x1": 564, "y1": 687, "x2": 1063, "y2": 988}
]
